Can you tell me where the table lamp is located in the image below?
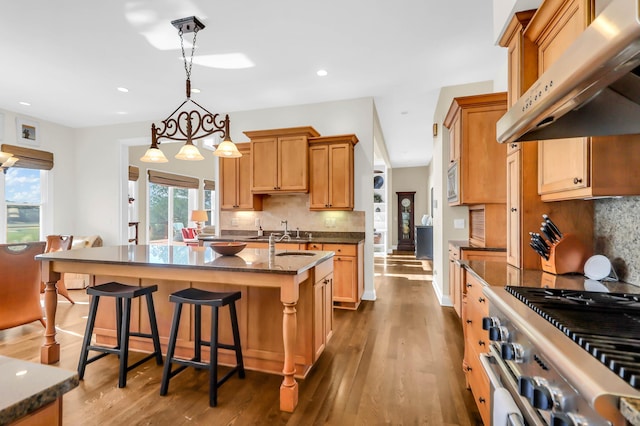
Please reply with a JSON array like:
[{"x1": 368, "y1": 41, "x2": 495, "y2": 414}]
[{"x1": 190, "y1": 210, "x2": 208, "y2": 234}]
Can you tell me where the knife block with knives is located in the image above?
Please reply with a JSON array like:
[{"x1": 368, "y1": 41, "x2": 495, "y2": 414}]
[
  {"x1": 540, "y1": 234, "x2": 592, "y2": 275},
  {"x1": 529, "y1": 214, "x2": 592, "y2": 275}
]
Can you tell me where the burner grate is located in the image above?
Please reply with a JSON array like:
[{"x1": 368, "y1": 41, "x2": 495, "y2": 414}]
[{"x1": 507, "y1": 286, "x2": 640, "y2": 389}]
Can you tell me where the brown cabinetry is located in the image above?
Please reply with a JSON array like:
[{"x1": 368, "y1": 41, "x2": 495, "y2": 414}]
[
  {"x1": 308, "y1": 241, "x2": 363, "y2": 310},
  {"x1": 313, "y1": 258, "x2": 333, "y2": 361},
  {"x1": 462, "y1": 272, "x2": 490, "y2": 426},
  {"x1": 444, "y1": 92, "x2": 508, "y2": 206},
  {"x1": 501, "y1": 4, "x2": 594, "y2": 268},
  {"x1": 245, "y1": 127, "x2": 320, "y2": 194},
  {"x1": 220, "y1": 143, "x2": 263, "y2": 211},
  {"x1": 308, "y1": 134, "x2": 358, "y2": 210},
  {"x1": 525, "y1": 0, "x2": 640, "y2": 201}
]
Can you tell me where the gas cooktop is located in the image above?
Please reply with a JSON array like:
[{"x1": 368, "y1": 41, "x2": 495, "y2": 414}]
[{"x1": 506, "y1": 286, "x2": 640, "y2": 389}]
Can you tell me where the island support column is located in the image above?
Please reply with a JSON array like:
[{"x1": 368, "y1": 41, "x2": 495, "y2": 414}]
[
  {"x1": 40, "y1": 261, "x2": 61, "y2": 364},
  {"x1": 280, "y1": 276, "x2": 300, "y2": 412}
]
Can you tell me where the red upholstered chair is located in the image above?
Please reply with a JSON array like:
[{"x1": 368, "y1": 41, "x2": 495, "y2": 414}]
[{"x1": 181, "y1": 228, "x2": 199, "y2": 246}]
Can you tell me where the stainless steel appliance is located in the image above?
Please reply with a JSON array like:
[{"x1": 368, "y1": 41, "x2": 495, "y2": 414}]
[
  {"x1": 482, "y1": 285, "x2": 640, "y2": 425},
  {"x1": 447, "y1": 162, "x2": 458, "y2": 203},
  {"x1": 497, "y1": 0, "x2": 640, "y2": 144}
]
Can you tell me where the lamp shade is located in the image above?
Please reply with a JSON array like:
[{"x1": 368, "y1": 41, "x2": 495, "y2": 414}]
[
  {"x1": 213, "y1": 140, "x2": 242, "y2": 158},
  {"x1": 175, "y1": 143, "x2": 205, "y2": 161},
  {"x1": 191, "y1": 210, "x2": 209, "y2": 222},
  {"x1": 0, "y1": 151, "x2": 13, "y2": 164},
  {"x1": 140, "y1": 147, "x2": 168, "y2": 163}
]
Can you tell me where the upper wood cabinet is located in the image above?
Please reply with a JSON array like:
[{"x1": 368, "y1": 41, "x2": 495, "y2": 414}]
[
  {"x1": 524, "y1": 0, "x2": 640, "y2": 201},
  {"x1": 308, "y1": 134, "x2": 358, "y2": 211},
  {"x1": 220, "y1": 143, "x2": 263, "y2": 211},
  {"x1": 444, "y1": 92, "x2": 508, "y2": 206},
  {"x1": 244, "y1": 127, "x2": 320, "y2": 194},
  {"x1": 499, "y1": 1, "x2": 594, "y2": 268}
]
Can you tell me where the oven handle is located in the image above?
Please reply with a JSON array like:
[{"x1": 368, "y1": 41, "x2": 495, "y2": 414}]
[{"x1": 480, "y1": 352, "x2": 526, "y2": 426}]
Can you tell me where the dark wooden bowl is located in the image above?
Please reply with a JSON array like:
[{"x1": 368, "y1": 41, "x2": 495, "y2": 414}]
[{"x1": 209, "y1": 241, "x2": 247, "y2": 256}]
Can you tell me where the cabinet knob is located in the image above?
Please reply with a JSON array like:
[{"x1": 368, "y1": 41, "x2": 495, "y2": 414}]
[
  {"x1": 478, "y1": 340, "x2": 485, "y2": 346},
  {"x1": 466, "y1": 283, "x2": 472, "y2": 288},
  {"x1": 466, "y1": 319, "x2": 472, "y2": 324},
  {"x1": 478, "y1": 297, "x2": 485, "y2": 303},
  {"x1": 510, "y1": 143, "x2": 517, "y2": 148},
  {"x1": 511, "y1": 207, "x2": 517, "y2": 212},
  {"x1": 479, "y1": 397, "x2": 486, "y2": 404},
  {"x1": 573, "y1": 177, "x2": 583, "y2": 184}
]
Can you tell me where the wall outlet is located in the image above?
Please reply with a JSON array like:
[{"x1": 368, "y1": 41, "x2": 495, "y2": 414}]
[
  {"x1": 255, "y1": 218, "x2": 260, "y2": 227},
  {"x1": 231, "y1": 218, "x2": 239, "y2": 227},
  {"x1": 453, "y1": 218, "x2": 465, "y2": 229}
]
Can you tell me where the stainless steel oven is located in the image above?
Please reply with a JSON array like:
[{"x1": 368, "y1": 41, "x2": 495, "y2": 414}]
[
  {"x1": 483, "y1": 286, "x2": 638, "y2": 425},
  {"x1": 447, "y1": 161, "x2": 458, "y2": 203}
]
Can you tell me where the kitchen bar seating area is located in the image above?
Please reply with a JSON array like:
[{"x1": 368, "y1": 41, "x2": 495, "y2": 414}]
[{"x1": 0, "y1": 254, "x2": 481, "y2": 424}]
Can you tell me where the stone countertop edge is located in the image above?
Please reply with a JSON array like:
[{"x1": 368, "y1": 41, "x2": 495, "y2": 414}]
[
  {"x1": 621, "y1": 398, "x2": 640, "y2": 426},
  {"x1": 448, "y1": 239, "x2": 506, "y2": 252},
  {"x1": 200, "y1": 235, "x2": 364, "y2": 244},
  {"x1": 0, "y1": 357, "x2": 79, "y2": 425}
]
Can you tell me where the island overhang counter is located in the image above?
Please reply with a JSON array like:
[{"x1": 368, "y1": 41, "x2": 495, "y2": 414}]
[{"x1": 36, "y1": 244, "x2": 335, "y2": 412}]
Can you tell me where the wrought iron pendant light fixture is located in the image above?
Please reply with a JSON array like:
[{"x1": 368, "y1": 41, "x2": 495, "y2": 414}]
[{"x1": 141, "y1": 16, "x2": 241, "y2": 163}]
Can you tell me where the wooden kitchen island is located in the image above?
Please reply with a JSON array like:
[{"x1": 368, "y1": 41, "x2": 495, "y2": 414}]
[{"x1": 36, "y1": 245, "x2": 334, "y2": 412}]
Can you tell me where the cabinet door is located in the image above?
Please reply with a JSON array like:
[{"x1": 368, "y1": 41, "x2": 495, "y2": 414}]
[
  {"x1": 538, "y1": 138, "x2": 589, "y2": 194},
  {"x1": 309, "y1": 144, "x2": 329, "y2": 209},
  {"x1": 324, "y1": 273, "x2": 333, "y2": 343},
  {"x1": 328, "y1": 143, "x2": 352, "y2": 209},
  {"x1": 236, "y1": 148, "x2": 255, "y2": 209},
  {"x1": 313, "y1": 279, "x2": 325, "y2": 360},
  {"x1": 332, "y1": 256, "x2": 356, "y2": 302},
  {"x1": 220, "y1": 156, "x2": 239, "y2": 210},
  {"x1": 251, "y1": 137, "x2": 278, "y2": 192},
  {"x1": 506, "y1": 151, "x2": 521, "y2": 267},
  {"x1": 278, "y1": 136, "x2": 308, "y2": 191}
]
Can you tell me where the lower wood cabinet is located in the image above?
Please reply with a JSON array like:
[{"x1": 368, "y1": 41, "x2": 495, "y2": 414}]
[
  {"x1": 462, "y1": 272, "x2": 490, "y2": 426},
  {"x1": 313, "y1": 259, "x2": 333, "y2": 361},
  {"x1": 307, "y1": 241, "x2": 364, "y2": 310}
]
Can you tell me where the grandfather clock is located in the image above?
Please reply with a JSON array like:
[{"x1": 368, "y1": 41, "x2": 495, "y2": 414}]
[{"x1": 396, "y1": 191, "x2": 415, "y2": 251}]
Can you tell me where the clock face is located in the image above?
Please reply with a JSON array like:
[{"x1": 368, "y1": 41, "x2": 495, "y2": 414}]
[{"x1": 401, "y1": 198, "x2": 411, "y2": 208}]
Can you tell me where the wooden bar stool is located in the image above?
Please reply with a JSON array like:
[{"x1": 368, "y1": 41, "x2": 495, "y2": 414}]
[
  {"x1": 77, "y1": 282, "x2": 163, "y2": 388},
  {"x1": 160, "y1": 288, "x2": 245, "y2": 407}
]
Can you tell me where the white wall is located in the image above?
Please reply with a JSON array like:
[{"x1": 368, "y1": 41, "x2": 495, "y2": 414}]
[{"x1": 431, "y1": 81, "x2": 495, "y2": 305}]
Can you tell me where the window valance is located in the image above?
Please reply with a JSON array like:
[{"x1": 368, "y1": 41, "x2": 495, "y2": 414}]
[
  {"x1": 204, "y1": 179, "x2": 215, "y2": 191},
  {"x1": 147, "y1": 170, "x2": 199, "y2": 189},
  {"x1": 1, "y1": 144, "x2": 54, "y2": 170},
  {"x1": 128, "y1": 166, "x2": 140, "y2": 181}
]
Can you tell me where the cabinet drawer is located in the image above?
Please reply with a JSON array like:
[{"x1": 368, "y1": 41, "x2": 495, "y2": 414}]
[
  {"x1": 307, "y1": 242, "x2": 323, "y2": 251},
  {"x1": 322, "y1": 244, "x2": 356, "y2": 257},
  {"x1": 466, "y1": 338, "x2": 491, "y2": 426}
]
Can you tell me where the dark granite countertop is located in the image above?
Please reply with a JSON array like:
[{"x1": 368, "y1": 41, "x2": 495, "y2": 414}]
[
  {"x1": 0, "y1": 356, "x2": 78, "y2": 425},
  {"x1": 200, "y1": 232, "x2": 364, "y2": 245},
  {"x1": 36, "y1": 245, "x2": 334, "y2": 276},
  {"x1": 448, "y1": 240, "x2": 507, "y2": 253}
]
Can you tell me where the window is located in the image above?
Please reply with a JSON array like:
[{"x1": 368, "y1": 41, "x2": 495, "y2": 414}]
[
  {"x1": 3, "y1": 168, "x2": 45, "y2": 243},
  {"x1": 148, "y1": 182, "x2": 197, "y2": 244},
  {"x1": 203, "y1": 179, "x2": 215, "y2": 228}
]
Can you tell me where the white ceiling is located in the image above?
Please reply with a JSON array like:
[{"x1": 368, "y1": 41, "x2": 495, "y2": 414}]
[{"x1": 0, "y1": 0, "x2": 506, "y2": 168}]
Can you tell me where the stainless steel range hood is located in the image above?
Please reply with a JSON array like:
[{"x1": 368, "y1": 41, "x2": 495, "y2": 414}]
[{"x1": 497, "y1": 0, "x2": 640, "y2": 144}]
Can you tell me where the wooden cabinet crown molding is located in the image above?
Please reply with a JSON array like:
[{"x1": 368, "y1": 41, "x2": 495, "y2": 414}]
[
  {"x1": 443, "y1": 92, "x2": 508, "y2": 129},
  {"x1": 308, "y1": 134, "x2": 359, "y2": 146},
  {"x1": 498, "y1": 9, "x2": 536, "y2": 48},
  {"x1": 243, "y1": 126, "x2": 320, "y2": 139},
  {"x1": 524, "y1": 0, "x2": 594, "y2": 43}
]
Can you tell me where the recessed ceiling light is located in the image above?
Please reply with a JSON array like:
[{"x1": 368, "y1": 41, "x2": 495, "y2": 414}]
[
  {"x1": 316, "y1": 69, "x2": 328, "y2": 77},
  {"x1": 19, "y1": 101, "x2": 31, "y2": 106},
  {"x1": 191, "y1": 88, "x2": 201, "y2": 94},
  {"x1": 117, "y1": 87, "x2": 129, "y2": 93},
  {"x1": 116, "y1": 111, "x2": 128, "y2": 115},
  {"x1": 401, "y1": 111, "x2": 409, "y2": 115}
]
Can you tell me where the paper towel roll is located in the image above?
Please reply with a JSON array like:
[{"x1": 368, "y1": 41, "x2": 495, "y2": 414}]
[{"x1": 492, "y1": 387, "x2": 523, "y2": 426}]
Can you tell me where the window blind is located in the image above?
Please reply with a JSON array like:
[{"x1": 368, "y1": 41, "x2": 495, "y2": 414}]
[
  {"x1": 147, "y1": 170, "x2": 199, "y2": 189},
  {"x1": 1, "y1": 144, "x2": 54, "y2": 170},
  {"x1": 128, "y1": 166, "x2": 140, "y2": 181},
  {"x1": 204, "y1": 179, "x2": 215, "y2": 191}
]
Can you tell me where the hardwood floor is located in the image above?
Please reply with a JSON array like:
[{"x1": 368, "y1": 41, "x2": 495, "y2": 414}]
[{"x1": 0, "y1": 254, "x2": 482, "y2": 425}]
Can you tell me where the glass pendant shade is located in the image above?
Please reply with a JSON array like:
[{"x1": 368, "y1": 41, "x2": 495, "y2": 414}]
[
  {"x1": 2, "y1": 157, "x2": 18, "y2": 167},
  {"x1": 175, "y1": 143, "x2": 204, "y2": 161},
  {"x1": 140, "y1": 147, "x2": 169, "y2": 163},
  {"x1": 213, "y1": 140, "x2": 242, "y2": 158}
]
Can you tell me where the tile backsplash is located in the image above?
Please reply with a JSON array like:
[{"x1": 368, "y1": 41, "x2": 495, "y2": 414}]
[
  {"x1": 594, "y1": 196, "x2": 640, "y2": 285},
  {"x1": 219, "y1": 194, "x2": 365, "y2": 235}
]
